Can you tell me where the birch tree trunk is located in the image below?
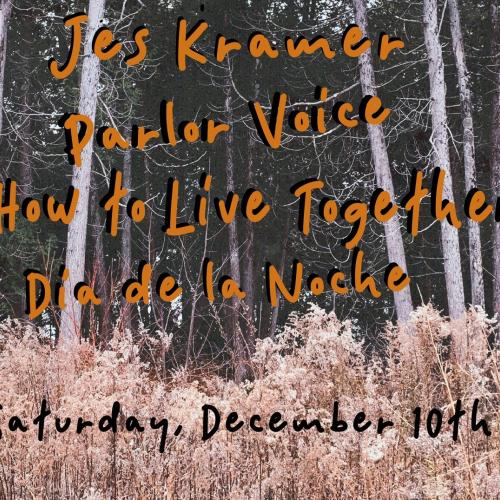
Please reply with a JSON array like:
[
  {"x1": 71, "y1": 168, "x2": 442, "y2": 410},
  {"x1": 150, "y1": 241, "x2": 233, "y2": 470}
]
[
  {"x1": 242, "y1": 59, "x2": 260, "y2": 348},
  {"x1": 491, "y1": 0, "x2": 500, "y2": 323},
  {"x1": 448, "y1": 0, "x2": 485, "y2": 307},
  {"x1": 121, "y1": 144, "x2": 133, "y2": 332},
  {"x1": 60, "y1": 0, "x2": 105, "y2": 344},
  {"x1": 423, "y1": 0, "x2": 465, "y2": 319},
  {"x1": 0, "y1": 0, "x2": 12, "y2": 140},
  {"x1": 353, "y1": 0, "x2": 413, "y2": 322},
  {"x1": 224, "y1": 79, "x2": 248, "y2": 382}
]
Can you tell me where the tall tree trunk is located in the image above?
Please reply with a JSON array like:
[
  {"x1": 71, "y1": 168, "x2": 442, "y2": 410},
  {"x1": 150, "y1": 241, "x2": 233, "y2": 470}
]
[
  {"x1": 423, "y1": 0, "x2": 465, "y2": 319},
  {"x1": 448, "y1": 0, "x2": 485, "y2": 307},
  {"x1": 269, "y1": 211, "x2": 290, "y2": 339},
  {"x1": 91, "y1": 187, "x2": 112, "y2": 344},
  {"x1": 224, "y1": 79, "x2": 248, "y2": 382},
  {"x1": 242, "y1": 152, "x2": 255, "y2": 339},
  {"x1": 16, "y1": 37, "x2": 34, "y2": 320},
  {"x1": 19, "y1": 21, "x2": 34, "y2": 200},
  {"x1": 19, "y1": 125, "x2": 33, "y2": 198},
  {"x1": 60, "y1": 0, "x2": 106, "y2": 344},
  {"x1": 145, "y1": 158, "x2": 165, "y2": 332},
  {"x1": 353, "y1": 0, "x2": 413, "y2": 322},
  {"x1": 120, "y1": 145, "x2": 133, "y2": 332},
  {"x1": 185, "y1": 207, "x2": 210, "y2": 368},
  {"x1": 0, "y1": 0, "x2": 12, "y2": 141},
  {"x1": 242, "y1": 59, "x2": 260, "y2": 351},
  {"x1": 491, "y1": 0, "x2": 500, "y2": 324}
]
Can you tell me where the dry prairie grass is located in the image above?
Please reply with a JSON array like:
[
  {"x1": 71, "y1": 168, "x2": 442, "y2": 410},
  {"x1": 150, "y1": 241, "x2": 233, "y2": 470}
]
[{"x1": 0, "y1": 304, "x2": 497, "y2": 499}]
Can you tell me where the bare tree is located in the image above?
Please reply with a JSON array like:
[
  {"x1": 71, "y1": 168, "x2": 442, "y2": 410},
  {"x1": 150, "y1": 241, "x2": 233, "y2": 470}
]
[
  {"x1": 269, "y1": 210, "x2": 290, "y2": 339},
  {"x1": 91, "y1": 186, "x2": 112, "y2": 344},
  {"x1": 353, "y1": 0, "x2": 413, "y2": 322},
  {"x1": 0, "y1": 0, "x2": 12, "y2": 139},
  {"x1": 224, "y1": 73, "x2": 249, "y2": 382},
  {"x1": 242, "y1": 59, "x2": 261, "y2": 347},
  {"x1": 448, "y1": 0, "x2": 485, "y2": 307},
  {"x1": 60, "y1": 0, "x2": 106, "y2": 344},
  {"x1": 423, "y1": 0, "x2": 465, "y2": 319},
  {"x1": 121, "y1": 143, "x2": 133, "y2": 332},
  {"x1": 18, "y1": 13, "x2": 35, "y2": 200},
  {"x1": 17, "y1": 22, "x2": 33, "y2": 199}
]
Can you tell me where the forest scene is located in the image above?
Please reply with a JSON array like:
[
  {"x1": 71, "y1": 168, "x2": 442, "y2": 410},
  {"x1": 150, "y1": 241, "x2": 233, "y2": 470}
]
[{"x1": 0, "y1": 0, "x2": 499, "y2": 497}]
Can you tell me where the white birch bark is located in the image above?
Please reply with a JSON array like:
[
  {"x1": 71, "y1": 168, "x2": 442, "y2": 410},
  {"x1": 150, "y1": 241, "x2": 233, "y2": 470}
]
[
  {"x1": 0, "y1": 0, "x2": 12, "y2": 139},
  {"x1": 423, "y1": 0, "x2": 465, "y2": 319},
  {"x1": 353, "y1": 0, "x2": 413, "y2": 322},
  {"x1": 60, "y1": 0, "x2": 105, "y2": 344},
  {"x1": 121, "y1": 143, "x2": 133, "y2": 332},
  {"x1": 448, "y1": 0, "x2": 485, "y2": 307}
]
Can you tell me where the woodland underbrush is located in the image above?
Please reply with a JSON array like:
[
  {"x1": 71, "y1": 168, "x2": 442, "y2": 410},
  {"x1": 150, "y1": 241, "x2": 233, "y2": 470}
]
[{"x1": 0, "y1": 304, "x2": 497, "y2": 499}]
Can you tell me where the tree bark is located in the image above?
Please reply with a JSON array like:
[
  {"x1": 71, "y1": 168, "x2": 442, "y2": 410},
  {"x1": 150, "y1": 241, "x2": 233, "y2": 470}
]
[
  {"x1": 19, "y1": 125, "x2": 33, "y2": 198},
  {"x1": 145, "y1": 157, "x2": 165, "y2": 332},
  {"x1": 19, "y1": 21, "x2": 34, "y2": 200},
  {"x1": 491, "y1": 0, "x2": 500, "y2": 323},
  {"x1": 423, "y1": 0, "x2": 465, "y2": 319},
  {"x1": 120, "y1": 144, "x2": 133, "y2": 332},
  {"x1": 60, "y1": 0, "x2": 106, "y2": 344},
  {"x1": 353, "y1": 0, "x2": 413, "y2": 322},
  {"x1": 0, "y1": 0, "x2": 12, "y2": 141},
  {"x1": 224, "y1": 79, "x2": 249, "y2": 382},
  {"x1": 269, "y1": 211, "x2": 290, "y2": 339},
  {"x1": 242, "y1": 59, "x2": 260, "y2": 350},
  {"x1": 91, "y1": 187, "x2": 112, "y2": 344},
  {"x1": 448, "y1": 0, "x2": 485, "y2": 308},
  {"x1": 242, "y1": 149, "x2": 255, "y2": 340}
]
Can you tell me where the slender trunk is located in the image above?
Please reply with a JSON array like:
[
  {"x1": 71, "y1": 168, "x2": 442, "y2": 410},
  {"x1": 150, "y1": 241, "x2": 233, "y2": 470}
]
[
  {"x1": 145, "y1": 159, "x2": 165, "y2": 332},
  {"x1": 60, "y1": 0, "x2": 106, "y2": 344},
  {"x1": 269, "y1": 211, "x2": 290, "y2": 339},
  {"x1": 186, "y1": 210, "x2": 210, "y2": 368},
  {"x1": 423, "y1": 0, "x2": 465, "y2": 319},
  {"x1": 17, "y1": 45, "x2": 34, "y2": 320},
  {"x1": 121, "y1": 144, "x2": 133, "y2": 331},
  {"x1": 242, "y1": 161, "x2": 255, "y2": 340},
  {"x1": 19, "y1": 129, "x2": 33, "y2": 198},
  {"x1": 0, "y1": 0, "x2": 12, "y2": 141},
  {"x1": 224, "y1": 80, "x2": 248, "y2": 382},
  {"x1": 448, "y1": 0, "x2": 485, "y2": 307},
  {"x1": 491, "y1": 1, "x2": 500, "y2": 323},
  {"x1": 353, "y1": 0, "x2": 413, "y2": 322},
  {"x1": 242, "y1": 59, "x2": 260, "y2": 352},
  {"x1": 91, "y1": 188, "x2": 112, "y2": 344},
  {"x1": 19, "y1": 27, "x2": 33, "y2": 200}
]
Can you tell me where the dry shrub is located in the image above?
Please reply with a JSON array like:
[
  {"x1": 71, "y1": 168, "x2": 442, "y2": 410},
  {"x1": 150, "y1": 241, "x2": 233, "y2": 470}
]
[{"x1": 0, "y1": 305, "x2": 498, "y2": 499}]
